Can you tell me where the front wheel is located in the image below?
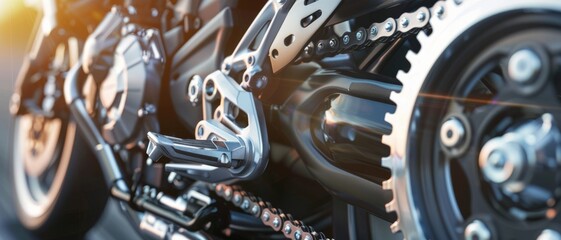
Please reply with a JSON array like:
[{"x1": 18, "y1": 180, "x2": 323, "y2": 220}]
[{"x1": 12, "y1": 115, "x2": 108, "y2": 238}]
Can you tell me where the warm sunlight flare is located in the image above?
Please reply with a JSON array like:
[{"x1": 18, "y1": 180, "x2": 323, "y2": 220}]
[{"x1": 0, "y1": 0, "x2": 21, "y2": 22}]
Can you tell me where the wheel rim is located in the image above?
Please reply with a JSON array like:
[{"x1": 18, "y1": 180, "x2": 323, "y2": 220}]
[
  {"x1": 14, "y1": 115, "x2": 70, "y2": 219},
  {"x1": 410, "y1": 10, "x2": 561, "y2": 240}
]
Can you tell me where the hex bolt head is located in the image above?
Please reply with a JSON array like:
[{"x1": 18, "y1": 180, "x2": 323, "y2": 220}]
[
  {"x1": 255, "y1": 75, "x2": 268, "y2": 89},
  {"x1": 508, "y1": 49, "x2": 542, "y2": 83},
  {"x1": 304, "y1": 46, "x2": 311, "y2": 55},
  {"x1": 303, "y1": 235, "x2": 312, "y2": 240},
  {"x1": 356, "y1": 30, "x2": 364, "y2": 41},
  {"x1": 343, "y1": 35, "x2": 350, "y2": 45},
  {"x1": 440, "y1": 117, "x2": 466, "y2": 148},
  {"x1": 220, "y1": 153, "x2": 230, "y2": 165},
  {"x1": 464, "y1": 220, "x2": 491, "y2": 240},
  {"x1": 329, "y1": 39, "x2": 337, "y2": 48},
  {"x1": 188, "y1": 75, "x2": 203, "y2": 105}
]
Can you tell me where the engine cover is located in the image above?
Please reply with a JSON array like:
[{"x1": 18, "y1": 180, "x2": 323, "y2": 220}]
[{"x1": 99, "y1": 29, "x2": 165, "y2": 145}]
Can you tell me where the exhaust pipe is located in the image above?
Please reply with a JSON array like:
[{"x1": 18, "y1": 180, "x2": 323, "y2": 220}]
[{"x1": 63, "y1": 62, "x2": 222, "y2": 231}]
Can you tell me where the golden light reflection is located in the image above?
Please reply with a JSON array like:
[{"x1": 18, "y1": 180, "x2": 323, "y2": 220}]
[
  {"x1": 418, "y1": 92, "x2": 561, "y2": 110},
  {"x1": 0, "y1": 0, "x2": 24, "y2": 23}
]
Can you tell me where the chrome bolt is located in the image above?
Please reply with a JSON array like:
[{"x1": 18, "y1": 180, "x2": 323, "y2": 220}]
[
  {"x1": 537, "y1": 229, "x2": 561, "y2": 240},
  {"x1": 188, "y1": 75, "x2": 203, "y2": 105},
  {"x1": 440, "y1": 118, "x2": 466, "y2": 148},
  {"x1": 329, "y1": 39, "x2": 337, "y2": 48},
  {"x1": 294, "y1": 230, "x2": 302, "y2": 240},
  {"x1": 167, "y1": 172, "x2": 177, "y2": 183},
  {"x1": 417, "y1": 12, "x2": 427, "y2": 22},
  {"x1": 488, "y1": 151, "x2": 506, "y2": 170},
  {"x1": 385, "y1": 21, "x2": 394, "y2": 32},
  {"x1": 262, "y1": 212, "x2": 270, "y2": 222},
  {"x1": 220, "y1": 153, "x2": 230, "y2": 165},
  {"x1": 284, "y1": 223, "x2": 292, "y2": 234},
  {"x1": 303, "y1": 235, "x2": 312, "y2": 240},
  {"x1": 151, "y1": 8, "x2": 158, "y2": 17},
  {"x1": 508, "y1": 49, "x2": 541, "y2": 83},
  {"x1": 193, "y1": 18, "x2": 201, "y2": 29},
  {"x1": 127, "y1": 5, "x2": 137, "y2": 15},
  {"x1": 255, "y1": 75, "x2": 268, "y2": 89},
  {"x1": 356, "y1": 30, "x2": 364, "y2": 41},
  {"x1": 400, "y1": 18, "x2": 409, "y2": 28},
  {"x1": 370, "y1": 26, "x2": 378, "y2": 37},
  {"x1": 343, "y1": 35, "x2": 350, "y2": 45},
  {"x1": 272, "y1": 217, "x2": 281, "y2": 228},
  {"x1": 223, "y1": 62, "x2": 231, "y2": 71},
  {"x1": 464, "y1": 220, "x2": 491, "y2": 240},
  {"x1": 304, "y1": 46, "x2": 311, "y2": 55},
  {"x1": 479, "y1": 129, "x2": 528, "y2": 186}
]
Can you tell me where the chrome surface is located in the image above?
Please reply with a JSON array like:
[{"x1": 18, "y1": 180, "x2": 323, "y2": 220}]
[{"x1": 381, "y1": 0, "x2": 561, "y2": 238}]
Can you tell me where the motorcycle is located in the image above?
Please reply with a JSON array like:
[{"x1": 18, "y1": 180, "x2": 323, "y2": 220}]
[{"x1": 9, "y1": 0, "x2": 561, "y2": 239}]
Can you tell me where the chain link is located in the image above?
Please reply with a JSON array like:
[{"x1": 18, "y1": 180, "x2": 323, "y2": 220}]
[
  {"x1": 299, "y1": 6, "x2": 433, "y2": 62},
  {"x1": 210, "y1": 183, "x2": 330, "y2": 240}
]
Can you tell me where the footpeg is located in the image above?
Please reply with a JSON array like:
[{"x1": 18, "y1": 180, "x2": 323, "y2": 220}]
[
  {"x1": 147, "y1": 132, "x2": 245, "y2": 168},
  {"x1": 144, "y1": 71, "x2": 268, "y2": 183}
]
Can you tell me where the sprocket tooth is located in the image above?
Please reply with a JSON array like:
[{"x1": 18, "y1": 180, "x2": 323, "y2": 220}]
[
  {"x1": 389, "y1": 91, "x2": 400, "y2": 102},
  {"x1": 417, "y1": 30, "x2": 429, "y2": 42},
  {"x1": 381, "y1": 156, "x2": 392, "y2": 169},
  {"x1": 396, "y1": 70, "x2": 408, "y2": 82},
  {"x1": 385, "y1": 200, "x2": 396, "y2": 212},
  {"x1": 384, "y1": 112, "x2": 395, "y2": 124},
  {"x1": 381, "y1": 134, "x2": 393, "y2": 146},
  {"x1": 382, "y1": 178, "x2": 393, "y2": 190},
  {"x1": 390, "y1": 221, "x2": 401, "y2": 233},
  {"x1": 405, "y1": 51, "x2": 417, "y2": 63}
]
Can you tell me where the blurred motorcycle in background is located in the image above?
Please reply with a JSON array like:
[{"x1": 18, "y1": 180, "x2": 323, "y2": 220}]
[{"x1": 9, "y1": 0, "x2": 561, "y2": 239}]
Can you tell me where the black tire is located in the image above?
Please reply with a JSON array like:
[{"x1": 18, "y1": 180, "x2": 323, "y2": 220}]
[{"x1": 12, "y1": 116, "x2": 108, "y2": 239}]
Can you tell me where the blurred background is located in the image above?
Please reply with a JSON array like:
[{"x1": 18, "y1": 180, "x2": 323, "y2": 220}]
[{"x1": 0, "y1": 1, "x2": 139, "y2": 239}]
